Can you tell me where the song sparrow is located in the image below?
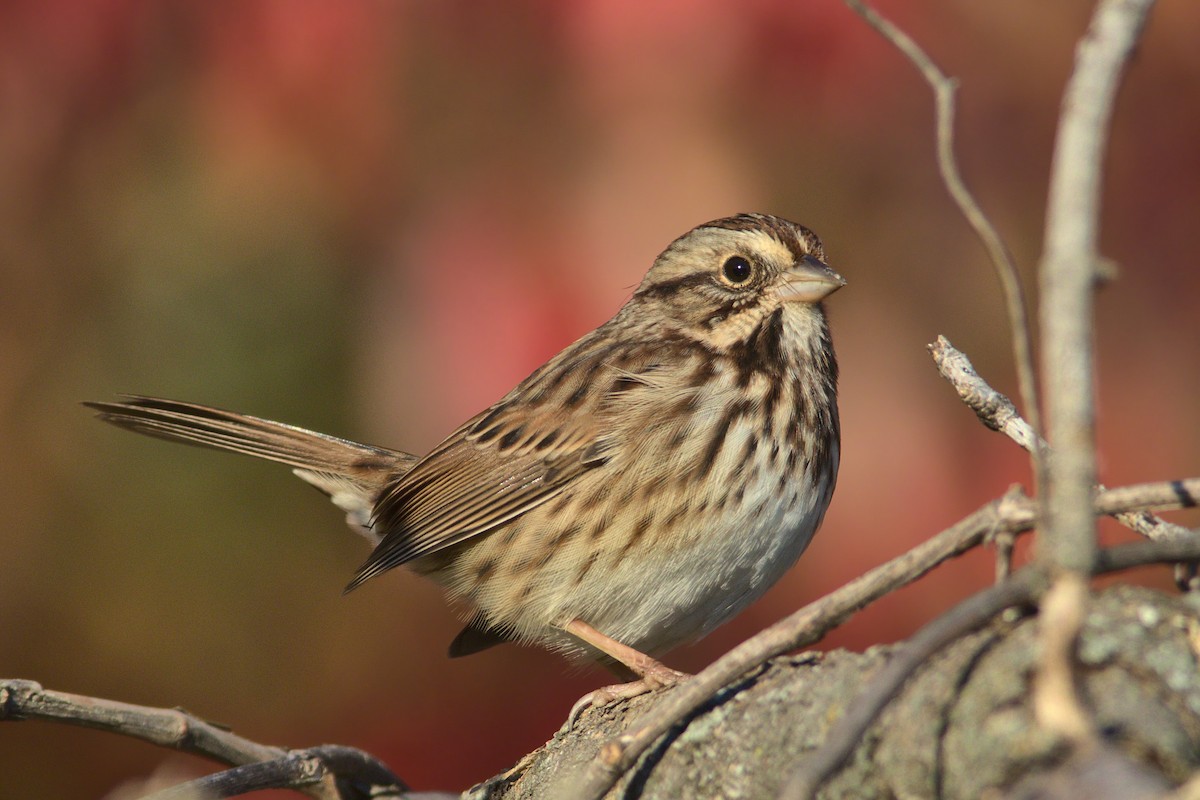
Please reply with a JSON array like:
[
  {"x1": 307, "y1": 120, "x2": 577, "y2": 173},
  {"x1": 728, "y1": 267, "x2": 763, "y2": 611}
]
[{"x1": 88, "y1": 213, "x2": 844, "y2": 703}]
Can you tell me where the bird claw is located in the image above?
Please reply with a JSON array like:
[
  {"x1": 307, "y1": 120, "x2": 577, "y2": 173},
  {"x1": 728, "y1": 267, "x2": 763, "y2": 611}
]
[{"x1": 566, "y1": 667, "x2": 690, "y2": 729}]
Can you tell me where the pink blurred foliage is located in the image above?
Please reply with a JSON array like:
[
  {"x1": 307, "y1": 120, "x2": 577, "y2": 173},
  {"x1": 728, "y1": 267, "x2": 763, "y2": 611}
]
[
  {"x1": 1, "y1": 0, "x2": 1198, "y2": 796},
  {"x1": 189, "y1": 2, "x2": 406, "y2": 234}
]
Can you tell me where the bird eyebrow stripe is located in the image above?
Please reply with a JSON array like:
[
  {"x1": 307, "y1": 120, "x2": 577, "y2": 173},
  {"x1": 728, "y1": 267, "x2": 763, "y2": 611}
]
[{"x1": 640, "y1": 272, "x2": 711, "y2": 298}]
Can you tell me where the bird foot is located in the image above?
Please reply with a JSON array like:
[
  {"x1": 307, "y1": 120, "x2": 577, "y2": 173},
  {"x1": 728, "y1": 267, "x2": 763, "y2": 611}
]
[
  {"x1": 566, "y1": 663, "x2": 690, "y2": 728},
  {"x1": 559, "y1": 618, "x2": 692, "y2": 727}
]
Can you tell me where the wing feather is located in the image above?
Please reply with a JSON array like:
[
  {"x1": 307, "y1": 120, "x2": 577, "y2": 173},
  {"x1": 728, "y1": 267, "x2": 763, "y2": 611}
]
[{"x1": 345, "y1": 332, "x2": 641, "y2": 590}]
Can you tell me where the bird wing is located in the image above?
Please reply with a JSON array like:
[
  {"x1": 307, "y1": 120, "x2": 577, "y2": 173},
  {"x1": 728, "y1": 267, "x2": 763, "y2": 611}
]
[{"x1": 344, "y1": 334, "x2": 643, "y2": 590}]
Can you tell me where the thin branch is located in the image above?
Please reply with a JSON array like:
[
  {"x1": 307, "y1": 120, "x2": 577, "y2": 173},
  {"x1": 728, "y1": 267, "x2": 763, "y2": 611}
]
[
  {"x1": 930, "y1": 336, "x2": 1194, "y2": 545},
  {"x1": 1037, "y1": 0, "x2": 1155, "y2": 574},
  {"x1": 568, "y1": 475, "x2": 1200, "y2": 800},
  {"x1": 1094, "y1": 479, "x2": 1200, "y2": 516},
  {"x1": 1032, "y1": 573, "x2": 1094, "y2": 747},
  {"x1": 1032, "y1": 0, "x2": 1155, "y2": 758},
  {"x1": 778, "y1": 534, "x2": 1200, "y2": 800},
  {"x1": 0, "y1": 681, "x2": 408, "y2": 800},
  {"x1": 930, "y1": 335, "x2": 1040, "y2": 451},
  {"x1": 0, "y1": 680, "x2": 282, "y2": 766},
  {"x1": 842, "y1": 0, "x2": 1043, "y2": 475},
  {"x1": 143, "y1": 747, "x2": 420, "y2": 800},
  {"x1": 145, "y1": 754, "x2": 330, "y2": 800}
]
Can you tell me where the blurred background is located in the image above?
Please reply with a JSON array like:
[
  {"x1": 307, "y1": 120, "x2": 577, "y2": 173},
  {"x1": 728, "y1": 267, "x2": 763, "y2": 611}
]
[{"x1": 1, "y1": 1, "x2": 1197, "y2": 796}]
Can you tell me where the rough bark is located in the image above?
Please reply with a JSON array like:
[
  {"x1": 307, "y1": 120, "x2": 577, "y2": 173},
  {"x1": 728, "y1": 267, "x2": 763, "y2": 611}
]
[{"x1": 477, "y1": 585, "x2": 1200, "y2": 799}]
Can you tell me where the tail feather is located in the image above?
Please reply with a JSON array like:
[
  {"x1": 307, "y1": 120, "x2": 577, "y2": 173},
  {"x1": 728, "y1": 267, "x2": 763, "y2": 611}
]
[
  {"x1": 85, "y1": 396, "x2": 418, "y2": 540},
  {"x1": 86, "y1": 396, "x2": 409, "y2": 472}
]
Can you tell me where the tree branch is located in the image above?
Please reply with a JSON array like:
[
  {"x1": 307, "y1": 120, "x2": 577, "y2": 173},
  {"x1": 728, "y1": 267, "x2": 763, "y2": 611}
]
[
  {"x1": 842, "y1": 0, "x2": 1043, "y2": 474},
  {"x1": 0, "y1": 680, "x2": 410, "y2": 800},
  {"x1": 779, "y1": 534, "x2": 1200, "y2": 800},
  {"x1": 778, "y1": 566, "x2": 1046, "y2": 800},
  {"x1": 143, "y1": 747, "x2": 429, "y2": 800},
  {"x1": 1033, "y1": 0, "x2": 1157, "y2": 746},
  {"x1": 1038, "y1": 0, "x2": 1155, "y2": 574},
  {"x1": 930, "y1": 336, "x2": 1195, "y2": 547},
  {"x1": 568, "y1": 475, "x2": 1200, "y2": 800}
]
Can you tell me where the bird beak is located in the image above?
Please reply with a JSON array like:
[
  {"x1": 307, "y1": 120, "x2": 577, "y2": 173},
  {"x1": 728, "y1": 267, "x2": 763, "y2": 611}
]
[{"x1": 777, "y1": 255, "x2": 846, "y2": 303}]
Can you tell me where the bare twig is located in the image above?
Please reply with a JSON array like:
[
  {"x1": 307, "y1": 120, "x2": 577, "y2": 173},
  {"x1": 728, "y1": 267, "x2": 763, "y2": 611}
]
[
  {"x1": 569, "y1": 476, "x2": 1200, "y2": 800},
  {"x1": 142, "y1": 747, "x2": 418, "y2": 800},
  {"x1": 1032, "y1": 573, "x2": 1095, "y2": 747},
  {"x1": 1093, "y1": 479, "x2": 1200, "y2": 516},
  {"x1": 994, "y1": 531, "x2": 1016, "y2": 582},
  {"x1": 842, "y1": 0, "x2": 1042, "y2": 473},
  {"x1": 779, "y1": 534, "x2": 1200, "y2": 800},
  {"x1": 1041, "y1": 3, "x2": 1159, "y2": 737},
  {"x1": 0, "y1": 680, "x2": 282, "y2": 766},
  {"x1": 0, "y1": 680, "x2": 407, "y2": 800},
  {"x1": 930, "y1": 336, "x2": 1039, "y2": 451},
  {"x1": 1034, "y1": 0, "x2": 1154, "y2": 755},
  {"x1": 1037, "y1": 0, "x2": 1155, "y2": 574},
  {"x1": 930, "y1": 336, "x2": 1195, "y2": 546}
]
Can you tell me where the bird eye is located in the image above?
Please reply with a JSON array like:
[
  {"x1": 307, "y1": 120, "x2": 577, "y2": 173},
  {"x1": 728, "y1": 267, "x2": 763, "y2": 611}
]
[{"x1": 721, "y1": 256, "x2": 754, "y2": 285}]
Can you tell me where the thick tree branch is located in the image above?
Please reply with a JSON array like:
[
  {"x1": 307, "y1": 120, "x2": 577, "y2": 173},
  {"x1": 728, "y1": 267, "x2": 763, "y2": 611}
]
[
  {"x1": 778, "y1": 567, "x2": 1045, "y2": 800},
  {"x1": 779, "y1": 534, "x2": 1200, "y2": 800},
  {"x1": 569, "y1": 496, "x2": 1018, "y2": 800},
  {"x1": 496, "y1": 582, "x2": 1199, "y2": 800},
  {"x1": 568, "y1": 475, "x2": 1200, "y2": 800}
]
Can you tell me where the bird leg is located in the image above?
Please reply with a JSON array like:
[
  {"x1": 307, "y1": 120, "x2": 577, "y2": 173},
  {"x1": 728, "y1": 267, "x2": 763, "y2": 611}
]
[{"x1": 563, "y1": 618, "x2": 690, "y2": 725}]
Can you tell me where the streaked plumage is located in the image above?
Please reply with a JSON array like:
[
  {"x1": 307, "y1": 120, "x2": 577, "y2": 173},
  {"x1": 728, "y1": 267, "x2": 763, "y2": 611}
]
[{"x1": 88, "y1": 212, "x2": 843, "y2": 682}]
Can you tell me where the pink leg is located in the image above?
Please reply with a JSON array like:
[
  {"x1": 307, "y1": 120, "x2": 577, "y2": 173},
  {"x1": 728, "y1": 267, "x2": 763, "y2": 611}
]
[{"x1": 564, "y1": 619, "x2": 691, "y2": 724}]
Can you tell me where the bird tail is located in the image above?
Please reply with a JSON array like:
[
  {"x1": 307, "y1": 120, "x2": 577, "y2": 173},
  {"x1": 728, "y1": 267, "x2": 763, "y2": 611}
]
[{"x1": 85, "y1": 395, "x2": 416, "y2": 542}]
